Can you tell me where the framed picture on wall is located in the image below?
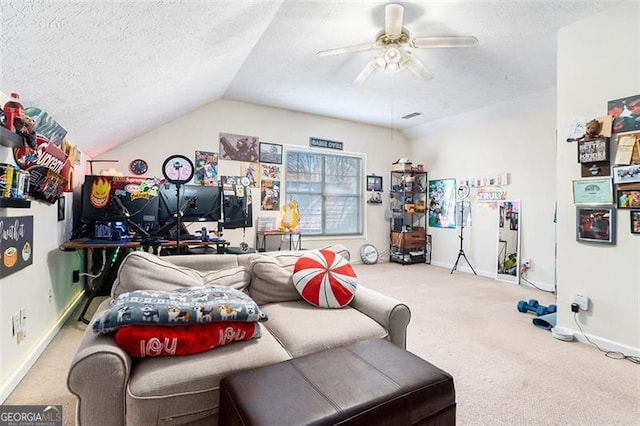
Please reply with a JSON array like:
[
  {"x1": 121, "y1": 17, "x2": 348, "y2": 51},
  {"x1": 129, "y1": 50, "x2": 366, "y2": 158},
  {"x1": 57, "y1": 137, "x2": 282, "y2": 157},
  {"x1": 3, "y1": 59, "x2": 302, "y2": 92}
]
[
  {"x1": 630, "y1": 210, "x2": 640, "y2": 234},
  {"x1": 572, "y1": 178, "x2": 613, "y2": 205},
  {"x1": 366, "y1": 175, "x2": 383, "y2": 192},
  {"x1": 576, "y1": 206, "x2": 616, "y2": 245},
  {"x1": 612, "y1": 164, "x2": 640, "y2": 184},
  {"x1": 616, "y1": 184, "x2": 640, "y2": 208},
  {"x1": 259, "y1": 142, "x2": 283, "y2": 164}
]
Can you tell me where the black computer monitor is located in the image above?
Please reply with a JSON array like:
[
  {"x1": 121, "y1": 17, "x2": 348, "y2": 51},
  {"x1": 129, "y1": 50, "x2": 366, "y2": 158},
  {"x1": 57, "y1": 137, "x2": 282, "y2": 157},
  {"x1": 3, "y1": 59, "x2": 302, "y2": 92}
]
[
  {"x1": 158, "y1": 184, "x2": 221, "y2": 227},
  {"x1": 80, "y1": 175, "x2": 159, "y2": 235},
  {"x1": 110, "y1": 178, "x2": 160, "y2": 227}
]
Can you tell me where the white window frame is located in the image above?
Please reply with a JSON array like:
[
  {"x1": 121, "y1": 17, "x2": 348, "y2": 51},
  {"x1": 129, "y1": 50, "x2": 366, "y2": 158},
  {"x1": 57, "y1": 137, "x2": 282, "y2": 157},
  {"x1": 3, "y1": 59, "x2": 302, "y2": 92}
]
[{"x1": 284, "y1": 146, "x2": 364, "y2": 237}]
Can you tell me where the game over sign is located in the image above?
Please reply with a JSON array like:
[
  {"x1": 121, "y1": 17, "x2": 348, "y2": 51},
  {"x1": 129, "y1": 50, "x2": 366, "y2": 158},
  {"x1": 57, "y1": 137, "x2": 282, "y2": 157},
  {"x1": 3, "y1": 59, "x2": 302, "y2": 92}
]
[{"x1": 309, "y1": 137, "x2": 343, "y2": 151}]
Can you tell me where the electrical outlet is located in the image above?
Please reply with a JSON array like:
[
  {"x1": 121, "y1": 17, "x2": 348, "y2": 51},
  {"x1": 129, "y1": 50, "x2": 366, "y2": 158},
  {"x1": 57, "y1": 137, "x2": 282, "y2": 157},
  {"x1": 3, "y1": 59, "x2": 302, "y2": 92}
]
[
  {"x1": 73, "y1": 270, "x2": 80, "y2": 283},
  {"x1": 572, "y1": 293, "x2": 589, "y2": 311},
  {"x1": 522, "y1": 259, "x2": 531, "y2": 268}
]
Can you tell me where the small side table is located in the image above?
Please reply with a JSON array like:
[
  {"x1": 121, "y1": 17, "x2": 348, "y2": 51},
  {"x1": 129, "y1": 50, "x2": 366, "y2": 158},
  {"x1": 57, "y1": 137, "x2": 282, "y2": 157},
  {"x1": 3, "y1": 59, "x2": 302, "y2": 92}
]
[{"x1": 255, "y1": 230, "x2": 301, "y2": 252}]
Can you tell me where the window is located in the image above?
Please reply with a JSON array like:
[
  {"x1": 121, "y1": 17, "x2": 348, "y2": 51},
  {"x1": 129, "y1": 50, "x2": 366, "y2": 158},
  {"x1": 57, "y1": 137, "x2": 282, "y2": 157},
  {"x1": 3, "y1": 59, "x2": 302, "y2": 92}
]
[{"x1": 285, "y1": 149, "x2": 363, "y2": 236}]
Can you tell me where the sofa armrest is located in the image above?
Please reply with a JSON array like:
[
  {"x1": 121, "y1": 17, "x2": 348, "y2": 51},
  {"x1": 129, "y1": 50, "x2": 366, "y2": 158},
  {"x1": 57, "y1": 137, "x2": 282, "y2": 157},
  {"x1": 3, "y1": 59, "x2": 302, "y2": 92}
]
[
  {"x1": 350, "y1": 285, "x2": 411, "y2": 349},
  {"x1": 67, "y1": 300, "x2": 132, "y2": 426}
]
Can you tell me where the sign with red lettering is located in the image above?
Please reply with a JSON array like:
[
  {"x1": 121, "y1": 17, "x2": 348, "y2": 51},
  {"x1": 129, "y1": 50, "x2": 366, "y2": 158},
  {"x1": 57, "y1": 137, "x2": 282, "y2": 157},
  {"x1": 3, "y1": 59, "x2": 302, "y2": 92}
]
[{"x1": 13, "y1": 136, "x2": 70, "y2": 204}]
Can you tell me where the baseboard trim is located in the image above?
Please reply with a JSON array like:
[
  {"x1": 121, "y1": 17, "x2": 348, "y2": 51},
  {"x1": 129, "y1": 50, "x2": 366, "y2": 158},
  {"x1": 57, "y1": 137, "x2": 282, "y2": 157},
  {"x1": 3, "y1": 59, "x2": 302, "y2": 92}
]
[
  {"x1": 0, "y1": 290, "x2": 85, "y2": 403},
  {"x1": 553, "y1": 326, "x2": 640, "y2": 357},
  {"x1": 520, "y1": 277, "x2": 556, "y2": 293},
  {"x1": 431, "y1": 260, "x2": 495, "y2": 278}
]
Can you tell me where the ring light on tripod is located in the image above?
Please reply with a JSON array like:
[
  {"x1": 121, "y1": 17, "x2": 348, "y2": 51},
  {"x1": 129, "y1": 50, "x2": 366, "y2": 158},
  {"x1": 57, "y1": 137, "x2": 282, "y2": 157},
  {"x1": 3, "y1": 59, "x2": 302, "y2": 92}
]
[
  {"x1": 451, "y1": 182, "x2": 477, "y2": 275},
  {"x1": 162, "y1": 154, "x2": 195, "y2": 185},
  {"x1": 161, "y1": 154, "x2": 195, "y2": 252},
  {"x1": 457, "y1": 184, "x2": 470, "y2": 200}
]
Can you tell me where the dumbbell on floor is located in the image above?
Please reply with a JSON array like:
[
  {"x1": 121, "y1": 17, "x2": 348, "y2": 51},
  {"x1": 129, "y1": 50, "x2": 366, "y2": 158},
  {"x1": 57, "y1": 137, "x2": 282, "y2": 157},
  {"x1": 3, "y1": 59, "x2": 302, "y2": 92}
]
[{"x1": 517, "y1": 299, "x2": 557, "y2": 316}]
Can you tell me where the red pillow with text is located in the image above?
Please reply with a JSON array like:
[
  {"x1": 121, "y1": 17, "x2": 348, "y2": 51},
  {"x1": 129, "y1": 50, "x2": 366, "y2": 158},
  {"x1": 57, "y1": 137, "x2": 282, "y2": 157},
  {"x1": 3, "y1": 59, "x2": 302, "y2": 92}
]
[
  {"x1": 292, "y1": 249, "x2": 357, "y2": 308},
  {"x1": 114, "y1": 321, "x2": 260, "y2": 357}
]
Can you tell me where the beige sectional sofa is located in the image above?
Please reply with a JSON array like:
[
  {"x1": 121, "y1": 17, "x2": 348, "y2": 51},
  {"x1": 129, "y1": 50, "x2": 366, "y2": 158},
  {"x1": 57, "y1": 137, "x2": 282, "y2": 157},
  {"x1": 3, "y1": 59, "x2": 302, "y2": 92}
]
[{"x1": 67, "y1": 244, "x2": 411, "y2": 425}]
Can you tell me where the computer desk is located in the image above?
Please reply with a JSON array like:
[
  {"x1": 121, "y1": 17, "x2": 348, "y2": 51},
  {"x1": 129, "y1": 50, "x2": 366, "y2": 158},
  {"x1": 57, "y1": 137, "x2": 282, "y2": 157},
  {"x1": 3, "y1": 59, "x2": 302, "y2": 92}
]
[{"x1": 60, "y1": 237, "x2": 230, "y2": 324}]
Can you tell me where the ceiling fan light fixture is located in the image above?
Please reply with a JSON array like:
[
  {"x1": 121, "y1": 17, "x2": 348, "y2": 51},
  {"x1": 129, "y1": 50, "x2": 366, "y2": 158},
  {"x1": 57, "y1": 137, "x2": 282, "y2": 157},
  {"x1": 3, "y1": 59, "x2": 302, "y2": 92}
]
[
  {"x1": 326, "y1": 3, "x2": 477, "y2": 85},
  {"x1": 384, "y1": 47, "x2": 401, "y2": 65}
]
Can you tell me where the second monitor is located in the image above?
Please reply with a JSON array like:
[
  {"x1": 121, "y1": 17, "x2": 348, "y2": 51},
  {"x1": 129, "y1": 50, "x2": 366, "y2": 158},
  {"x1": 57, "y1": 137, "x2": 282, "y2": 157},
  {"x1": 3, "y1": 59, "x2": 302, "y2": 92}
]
[{"x1": 158, "y1": 184, "x2": 222, "y2": 226}]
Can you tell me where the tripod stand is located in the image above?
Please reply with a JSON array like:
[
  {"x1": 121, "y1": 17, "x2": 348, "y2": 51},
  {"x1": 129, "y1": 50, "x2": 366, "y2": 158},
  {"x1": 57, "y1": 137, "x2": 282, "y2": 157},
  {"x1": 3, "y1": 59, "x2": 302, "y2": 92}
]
[{"x1": 451, "y1": 188, "x2": 477, "y2": 275}]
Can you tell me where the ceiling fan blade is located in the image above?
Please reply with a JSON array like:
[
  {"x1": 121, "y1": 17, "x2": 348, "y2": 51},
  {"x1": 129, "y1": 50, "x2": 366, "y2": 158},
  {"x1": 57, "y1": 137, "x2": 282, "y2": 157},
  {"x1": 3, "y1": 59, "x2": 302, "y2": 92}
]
[
  {"x1": 411, "y1": 36, "x2": 478, "y2": 49},
  {"x1": 403, "y1": 52, "x2": 433, "y2": 81},
  {"x1": 385, "y1": 4, "x2": 404, "y2": 37},
  {"x1": 317, "y1": 43, "x2": 375, "y2": 57},
  {"x1": 353, "y1": 57, "x2": 384, "y2": 86}
]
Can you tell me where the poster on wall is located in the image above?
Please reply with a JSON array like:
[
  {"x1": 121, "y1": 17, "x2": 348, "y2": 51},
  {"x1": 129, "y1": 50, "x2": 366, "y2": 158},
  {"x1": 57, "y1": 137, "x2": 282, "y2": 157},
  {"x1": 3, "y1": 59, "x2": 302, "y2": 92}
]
[
  {"x1": 0, "y1": 216, "x2": 33, "y2": 278},
  {"x1": 194, "y1": 150, "x2": 218, "y2": 186},
  {"x1": 260, "y1": 179, "x2": 280, "y2": 211},
  {"x1": 219, "y1": 132, "x2": 259, "y2": 162},
  {"x1": 260, "y1": 164, "x2": 281, "y2": 181},
  {"x1": 428, "y1": 178, "x2": 456, "y2": 228},
  {"x1": 241, "y1": 162, "x2": 259, "y2": 188},
  {"x1": 608, "y1": 94, "x2": 640, "y2": 134}
]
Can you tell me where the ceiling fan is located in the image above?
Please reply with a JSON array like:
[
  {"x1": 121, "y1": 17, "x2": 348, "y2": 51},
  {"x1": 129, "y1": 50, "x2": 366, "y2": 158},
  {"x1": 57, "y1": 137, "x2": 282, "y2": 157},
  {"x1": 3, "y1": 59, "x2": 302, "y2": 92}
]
[{"x1": 317, "y1": 3, "x2": 478, "y2": 86}]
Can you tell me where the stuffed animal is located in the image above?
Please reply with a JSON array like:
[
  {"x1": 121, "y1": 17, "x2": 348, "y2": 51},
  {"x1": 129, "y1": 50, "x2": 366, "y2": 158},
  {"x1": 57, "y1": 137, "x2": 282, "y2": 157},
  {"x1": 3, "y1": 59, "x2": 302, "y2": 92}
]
[
  {"x1": 576, "y1": 118, "x2": 603, "y2": 142},
  {"x1": 279, "y1": 199, "x2": 299, "y2": 232},
  {"x1": 16, "y1": 116, "x2": 37, "y2": 149}
]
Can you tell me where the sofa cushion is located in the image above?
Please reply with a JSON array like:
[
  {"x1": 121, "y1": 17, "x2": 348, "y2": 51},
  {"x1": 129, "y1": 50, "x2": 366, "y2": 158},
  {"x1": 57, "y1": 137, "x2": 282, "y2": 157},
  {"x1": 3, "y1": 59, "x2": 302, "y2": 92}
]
[
  {"x1": 249, "y1": 256, "x2": 301, "y2": 305},
  {"x1": 93, "y1": 285, "x2": 267, "y2": 333},
  {"x1": 114, "y1": 321, "x2": 261, "y2": 357},
  {"x1": 249, "y1": 244, "x2": 351, "y2": 306},
  {"x1": 260, "y1": 300, "x2": 388, "y2": 358},
  {"x1": 112, "y1": 251, "x2": 250, "y2": 298},
  {"x1": 125, "y1": 324, "x2": 291, "y2": 425},
  {"x1": 293, "y1": 249, "x2": 357, "y2": 308}
]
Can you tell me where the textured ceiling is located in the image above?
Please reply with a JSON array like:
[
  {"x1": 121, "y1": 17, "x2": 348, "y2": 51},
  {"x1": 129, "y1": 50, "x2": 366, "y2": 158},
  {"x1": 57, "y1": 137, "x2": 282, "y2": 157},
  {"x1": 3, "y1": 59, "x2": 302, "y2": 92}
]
[{"x1": 0, "y1": 1, "x2": 620, "y2": 157}]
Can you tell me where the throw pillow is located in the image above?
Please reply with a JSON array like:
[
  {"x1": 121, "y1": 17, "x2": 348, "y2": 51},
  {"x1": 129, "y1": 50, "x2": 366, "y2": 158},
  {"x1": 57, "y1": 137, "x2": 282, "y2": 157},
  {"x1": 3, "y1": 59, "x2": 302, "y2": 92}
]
[
  {"x1": 93, "y1": 284, "x2": 267, "y2": 334},
  {"x1": 292, "y1": 249, "x2": 357, "y2": 308},
  {"x1": 249, "y1": 257, "x2": 301, "y2": 305},
  {"x1": 114, "y1": 321, "x2": 261, "y2": 357},
  {"x1": 248, "y1": 243, "x2": 351, "y2": 306},
  {"x1": 111, "y1": 251, "x2": 251, "y2": 298}
]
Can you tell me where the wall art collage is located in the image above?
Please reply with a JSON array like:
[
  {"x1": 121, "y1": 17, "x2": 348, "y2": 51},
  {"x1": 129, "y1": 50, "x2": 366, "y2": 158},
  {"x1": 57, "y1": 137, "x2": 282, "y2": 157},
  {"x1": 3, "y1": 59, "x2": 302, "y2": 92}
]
[{"x1": 570, "y1": 93, "x2": 640, "y2": 243}]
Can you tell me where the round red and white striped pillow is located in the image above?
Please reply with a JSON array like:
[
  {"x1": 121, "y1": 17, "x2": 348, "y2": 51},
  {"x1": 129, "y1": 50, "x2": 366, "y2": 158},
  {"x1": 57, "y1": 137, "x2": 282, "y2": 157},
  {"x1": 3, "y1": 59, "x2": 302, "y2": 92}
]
[{"x1": 292, "y1": 249, "x2": 357, "y2": 308}]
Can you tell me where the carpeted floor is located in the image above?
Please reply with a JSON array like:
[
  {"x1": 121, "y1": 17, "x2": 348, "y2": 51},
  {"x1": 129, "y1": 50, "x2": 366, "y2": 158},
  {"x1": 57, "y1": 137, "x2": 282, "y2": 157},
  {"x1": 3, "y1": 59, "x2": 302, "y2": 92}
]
[{"x1": 4, "y1": 262, "x2": 640, "y2": 425}]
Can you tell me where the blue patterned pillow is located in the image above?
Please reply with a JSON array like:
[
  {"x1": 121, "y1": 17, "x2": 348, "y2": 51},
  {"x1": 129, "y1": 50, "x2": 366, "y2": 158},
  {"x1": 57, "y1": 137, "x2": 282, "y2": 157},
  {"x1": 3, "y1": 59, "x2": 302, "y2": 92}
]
[{"x1": 93, "y1": 285, "x2": 267, "y2": 334}]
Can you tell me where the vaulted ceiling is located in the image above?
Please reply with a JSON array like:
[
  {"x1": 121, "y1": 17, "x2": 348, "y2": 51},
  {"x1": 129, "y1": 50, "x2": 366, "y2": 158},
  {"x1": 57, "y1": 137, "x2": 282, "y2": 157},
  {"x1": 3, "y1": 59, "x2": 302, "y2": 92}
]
[{"x1": 1, "y1": 1, "x2": 619, "y2": 157}]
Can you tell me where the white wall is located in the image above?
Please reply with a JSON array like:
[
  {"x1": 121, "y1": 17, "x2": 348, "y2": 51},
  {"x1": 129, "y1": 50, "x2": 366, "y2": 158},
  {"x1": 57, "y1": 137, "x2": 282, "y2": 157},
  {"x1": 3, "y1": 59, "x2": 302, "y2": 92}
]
[
  {"x1": 556, "y1": 3, "x2": 640, "y2": 353},
  {"x1": 408, "y1": 91, "x2": 557, "y2": 290},
  {"x1": 97, "y1": 99, "x2": 410, "y2": 257},
  {"x1": 0, "y1": 92, "x2": 85, "y2": 401}
]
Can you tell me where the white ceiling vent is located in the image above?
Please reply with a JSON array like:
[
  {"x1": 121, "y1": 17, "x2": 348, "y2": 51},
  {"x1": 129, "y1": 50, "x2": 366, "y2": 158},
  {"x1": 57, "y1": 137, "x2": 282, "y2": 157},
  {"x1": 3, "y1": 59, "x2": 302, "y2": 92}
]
[{"x1": 401, "y1": 112, "x2": 422, "y2": 120}]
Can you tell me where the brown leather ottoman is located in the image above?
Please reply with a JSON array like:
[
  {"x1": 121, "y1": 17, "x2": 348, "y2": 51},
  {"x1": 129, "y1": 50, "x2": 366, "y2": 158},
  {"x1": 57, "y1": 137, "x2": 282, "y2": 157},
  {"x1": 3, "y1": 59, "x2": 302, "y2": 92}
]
[{"x1": 219, "y1": 339, "x2": 455, "y2": 425}]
